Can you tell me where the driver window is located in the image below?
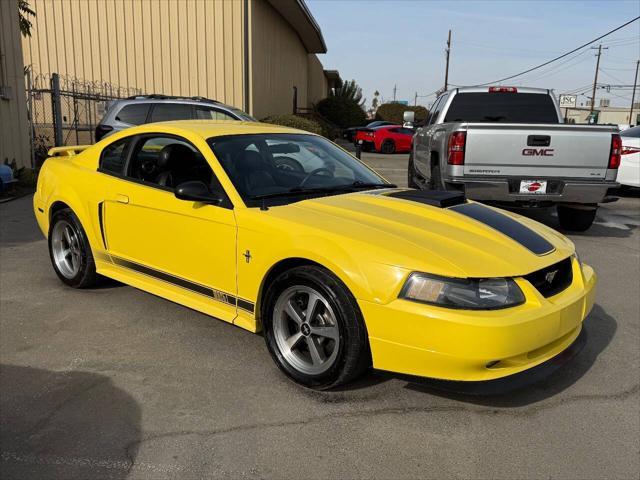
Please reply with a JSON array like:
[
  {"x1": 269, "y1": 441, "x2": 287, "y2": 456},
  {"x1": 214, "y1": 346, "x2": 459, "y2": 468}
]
[{"x1": 127, "y1": 135, "x2": 220, "y2": 193}]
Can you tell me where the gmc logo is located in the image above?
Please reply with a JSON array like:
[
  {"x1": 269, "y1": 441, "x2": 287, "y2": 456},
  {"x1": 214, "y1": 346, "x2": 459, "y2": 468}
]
[{"x1": 522, "y1": 148, "x2": 554, "y2": 156}]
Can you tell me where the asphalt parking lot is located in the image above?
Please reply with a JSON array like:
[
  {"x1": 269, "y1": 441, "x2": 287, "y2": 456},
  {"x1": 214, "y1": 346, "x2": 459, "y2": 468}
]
[{"x1": 1, "y1": 151, "x2": 639, "y2": 479}]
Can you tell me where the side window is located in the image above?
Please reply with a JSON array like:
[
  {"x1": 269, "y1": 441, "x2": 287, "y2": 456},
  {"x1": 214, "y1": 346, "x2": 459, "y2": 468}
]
[
  {"x1": 429, "y1": 96, "x2": 447, "y2": 125},
  {"x1": 127, "y1": 135, "x2": 225, "y2": 196},
  {"x1": 195, "y1": 107, "x2": 235, "y2": 121},
  {"x1": 388, "y1": 128, "x2": 400, "y2": 133},
  {"x1": 100, "y1": 138, "x2": 131, "y2": 175},
  {"x1": 149, "y1": 103, "x2": 194, "y2": 122},
  {"x1": 115, "y1": 104, "x2": 150, "y2": 125},
  {"x1": 399, "y1": 128, "x2": 414, "y2": 135}
]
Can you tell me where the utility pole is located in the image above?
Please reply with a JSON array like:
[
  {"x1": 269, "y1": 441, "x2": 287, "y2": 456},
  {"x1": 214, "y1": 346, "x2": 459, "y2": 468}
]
[
  {"x1": 393, "y1": 84, "x2": 397, "y2": 102},
  {"x1": 590, "y1": 44, "x2": 608, "y2": 113},
  {"x1": 444, "y1": 29, "x2": 452, "y2": 91},
  {"x1": 414, "y1": 92, "x2": 418, "y2": 106},
  {"x1": 629, "y1": 60, "x2": 639, "y2": 126}
]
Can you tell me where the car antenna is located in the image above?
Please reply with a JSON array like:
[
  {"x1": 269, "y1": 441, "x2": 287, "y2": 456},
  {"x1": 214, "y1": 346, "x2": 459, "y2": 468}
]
[{"x1": 260, "y1": 198, "x2": 269, "y2": 211}]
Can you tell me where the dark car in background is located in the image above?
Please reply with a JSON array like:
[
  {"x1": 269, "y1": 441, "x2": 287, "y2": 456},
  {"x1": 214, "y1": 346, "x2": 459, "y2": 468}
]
[{"x1": 95, "y1": 95, "x2": 257, "y2": 142}]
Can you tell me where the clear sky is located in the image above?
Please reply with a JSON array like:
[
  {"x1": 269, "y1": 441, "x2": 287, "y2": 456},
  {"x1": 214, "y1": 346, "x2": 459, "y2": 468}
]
[{"x1": 306, "y1": 0, "x2": 640, "y2": 109}]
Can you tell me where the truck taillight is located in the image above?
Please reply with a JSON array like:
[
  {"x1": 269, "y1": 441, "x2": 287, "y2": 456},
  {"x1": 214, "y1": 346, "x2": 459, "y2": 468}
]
[
  {"x1": 609, "y1": 134, "x2": 622, "y2": 169},
  {"x1": 488, "y1": 86, "x2": 517, "y2": 93},
  {"x1": 448, "y1": 131, "x2": 466, "y2": 165}
]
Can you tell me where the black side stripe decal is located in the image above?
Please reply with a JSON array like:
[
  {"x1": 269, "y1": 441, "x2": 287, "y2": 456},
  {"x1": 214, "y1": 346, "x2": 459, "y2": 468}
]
[
  {"x1": 109, "y1": 255, "x2": 255, "y2": 313},
  {"x1": 97, "y1": 202, "x2": 107, "y2": 249},
  {"x1": 450, "y1": 203, "x2": 555, "y2": 255}
]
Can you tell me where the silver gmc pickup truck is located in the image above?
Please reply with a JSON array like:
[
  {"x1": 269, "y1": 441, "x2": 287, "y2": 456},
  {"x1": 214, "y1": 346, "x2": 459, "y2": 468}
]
[{"x1": 408, "y1": 86, "x2": 621, "y2": 231}]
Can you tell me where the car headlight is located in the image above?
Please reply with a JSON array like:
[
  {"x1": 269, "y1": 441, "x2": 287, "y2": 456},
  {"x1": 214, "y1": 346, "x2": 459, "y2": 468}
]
[{"x1": 399, "y1": 273, "x2": 525, "y2": 310}]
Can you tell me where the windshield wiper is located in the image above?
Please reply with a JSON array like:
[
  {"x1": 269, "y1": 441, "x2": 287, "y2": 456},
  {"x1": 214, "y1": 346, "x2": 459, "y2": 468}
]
[{"x1": 249, "y1": 182, "x2": 396, "y2": 201}]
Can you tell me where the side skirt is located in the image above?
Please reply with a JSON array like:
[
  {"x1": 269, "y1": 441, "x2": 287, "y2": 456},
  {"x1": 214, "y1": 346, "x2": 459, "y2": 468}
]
[{"x1": 94, "y1": 255, "x2": 259, "y2": 333}]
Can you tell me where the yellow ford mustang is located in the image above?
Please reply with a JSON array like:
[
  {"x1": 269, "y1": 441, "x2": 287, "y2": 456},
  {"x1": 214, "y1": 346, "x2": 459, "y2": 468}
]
[{"x1": 33, "y1": 121, "x2": 596, "y2": 390}]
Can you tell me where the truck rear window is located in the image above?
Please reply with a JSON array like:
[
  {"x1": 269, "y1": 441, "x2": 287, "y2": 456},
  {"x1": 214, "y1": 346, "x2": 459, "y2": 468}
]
[{"x1": 444, "y1": 92, "x2": 559, "y2": 124}]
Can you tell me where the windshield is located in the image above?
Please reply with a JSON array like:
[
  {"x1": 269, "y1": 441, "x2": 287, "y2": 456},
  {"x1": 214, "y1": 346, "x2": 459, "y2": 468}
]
[
  {"x1": 208, "y1": 134, "x2": 388, "y2": 206},
  {"x1": 444, "y1": 92, "x2": 559, "y2": 123}
]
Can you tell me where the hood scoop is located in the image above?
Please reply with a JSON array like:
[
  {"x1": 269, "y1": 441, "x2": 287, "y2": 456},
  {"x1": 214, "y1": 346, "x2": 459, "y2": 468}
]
[{"x1": 387, "y1": 189, "x2": 466, "y2": 208}]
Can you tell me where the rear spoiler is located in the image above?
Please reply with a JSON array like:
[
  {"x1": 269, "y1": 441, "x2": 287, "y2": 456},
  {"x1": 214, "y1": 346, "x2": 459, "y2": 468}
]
[{"x1": 47, "y1": 145, "x2": 91, "y2": 157}]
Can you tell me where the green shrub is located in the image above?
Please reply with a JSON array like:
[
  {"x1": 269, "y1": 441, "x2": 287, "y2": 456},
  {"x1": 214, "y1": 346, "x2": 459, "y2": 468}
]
[
  {"x1": 375, "y1": 103, "x2": 429, "y2": 124},
  {"x1": 260, "y1": 115, "x2": 323, "y2": 136},
  {"x1": 315, "y1": 96, "x2": 366, "y2": 129}
]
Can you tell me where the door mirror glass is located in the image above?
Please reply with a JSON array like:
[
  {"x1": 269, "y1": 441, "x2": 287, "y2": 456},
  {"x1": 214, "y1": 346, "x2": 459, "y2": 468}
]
[{"x1": 175, "y1": 181, "x2": 223, "y2": 205}]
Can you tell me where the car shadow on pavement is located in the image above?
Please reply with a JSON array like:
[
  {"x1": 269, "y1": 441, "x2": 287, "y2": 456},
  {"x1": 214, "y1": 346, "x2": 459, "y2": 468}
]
[
  {"x1": 401, "y1": 304, "x2": 617, "y2": 407},
  {"x1": 0, "y1": 364, "x2": 141, "y2": 479}
]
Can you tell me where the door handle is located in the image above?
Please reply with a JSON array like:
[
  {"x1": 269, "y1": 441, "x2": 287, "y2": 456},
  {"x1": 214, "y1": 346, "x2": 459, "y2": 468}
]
[{"x1": 116, "y1": 194, "x2": 129, "y2": 204}]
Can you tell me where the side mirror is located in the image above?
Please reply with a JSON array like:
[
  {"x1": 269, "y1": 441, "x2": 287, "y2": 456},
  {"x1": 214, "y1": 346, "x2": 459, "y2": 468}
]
[
  {"x1": 403, "y1": 111, "x2": 415, "y2": 128},
  {"x1": 175, "y1": 181, "x2": 223, "y2": 205}
]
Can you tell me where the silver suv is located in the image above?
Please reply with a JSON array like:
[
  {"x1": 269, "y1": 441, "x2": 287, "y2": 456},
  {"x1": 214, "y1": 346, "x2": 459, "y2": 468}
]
[{"x1": 95, "y1": 95, "x2": 257, "y2": 141}]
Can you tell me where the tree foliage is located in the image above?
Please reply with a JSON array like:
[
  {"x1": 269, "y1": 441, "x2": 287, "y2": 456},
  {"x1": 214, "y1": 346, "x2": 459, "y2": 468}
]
[
  {"x1": 375, "y1": 103, "x2": 429, "y2": 125},
  {"x1": 316, "y1": 96, "x2": 366, "y2": 129},
  {"x1": 18, "y1": 0, "x2": 35, "y2": 37},
  {"x1": 331, "y1": 79, "x2": 365, "y2": 106}
]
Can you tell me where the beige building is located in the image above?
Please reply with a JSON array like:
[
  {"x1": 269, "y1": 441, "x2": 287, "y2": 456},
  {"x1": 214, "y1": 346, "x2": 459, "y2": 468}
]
[
  {"x1": 21, "y1": 0, "x2": 338, "y2": 117},
  {"x1": 2, "y1": 0, "x2": 340, "y2": 168},
  {"x1": 564, "y1": 105, "x2": 639, "y2": 127},
  {"x1": 0, "y1": 0, "x2": 31, "y2": 168}
]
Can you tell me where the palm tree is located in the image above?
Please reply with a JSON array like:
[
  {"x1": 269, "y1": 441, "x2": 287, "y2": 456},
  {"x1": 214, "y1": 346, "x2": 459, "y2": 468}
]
[
  {"x1": 332, "y1": 79, "x2": 365, "y2": 106},
  {"x1": 18, "y1": 0, "x2": 36, "y2": 37}
]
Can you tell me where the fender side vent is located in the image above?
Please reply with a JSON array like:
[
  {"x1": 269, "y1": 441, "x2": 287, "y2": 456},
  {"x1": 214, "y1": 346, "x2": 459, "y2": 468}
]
[{"x1": 387, "y1": 189, "x2": 466, "y2": 208}]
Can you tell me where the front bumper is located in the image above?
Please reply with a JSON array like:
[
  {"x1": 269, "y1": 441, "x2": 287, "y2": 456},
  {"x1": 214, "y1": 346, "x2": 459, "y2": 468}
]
[
  {"x1": 448, "y1": 177, "x2": 618, "y2": 204},
  {"x1": 360, "y1": 258, "x2": 596, "y2": 382}
]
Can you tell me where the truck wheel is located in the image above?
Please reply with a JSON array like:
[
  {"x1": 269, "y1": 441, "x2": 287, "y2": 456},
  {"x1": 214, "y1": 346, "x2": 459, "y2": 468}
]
[
  {"x1": 429, "y1": 164, "x2": 445, "y2": 190},
  {"x1": 381, "y1": 140, "x2": 395, "y2": 154},
  {"x1": 557, "y1": 205, "x2": 597, "y2": 232},
  {"x1": 408, "y1": 153, "x2": 421, "y2": 189}
]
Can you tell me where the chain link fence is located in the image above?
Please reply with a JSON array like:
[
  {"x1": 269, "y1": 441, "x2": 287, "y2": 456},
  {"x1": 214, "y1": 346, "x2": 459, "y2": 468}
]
[{"x1": 25, "y1": 71, "x2": 142, "y2": 167}]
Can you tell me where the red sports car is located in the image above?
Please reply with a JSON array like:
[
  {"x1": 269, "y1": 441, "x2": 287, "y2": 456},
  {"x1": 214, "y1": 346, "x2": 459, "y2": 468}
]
[{"x1": 355, "y1": 125, "x2": 414, "y2": 154}]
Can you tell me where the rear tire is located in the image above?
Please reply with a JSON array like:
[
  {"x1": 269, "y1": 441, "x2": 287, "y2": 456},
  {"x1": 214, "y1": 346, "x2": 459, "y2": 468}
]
[
  {"x1": 48, "y1": 208, "x2": 100, "y2": 288},
  {"x1": 381, "y1": 140, "x2": 395, "y2": 154},
  {"x1": 262, "y1": 265, "x2": 370, "y2": 390},
  {"x1": 557, "y1": 205, "x2": 597, "y2": 232},
  {"x1": 429, "y1": 164, "x2": 445, "y2": 190},
  {"x1": 408, "y1": 153, "x2": 421, "y2": 189}
]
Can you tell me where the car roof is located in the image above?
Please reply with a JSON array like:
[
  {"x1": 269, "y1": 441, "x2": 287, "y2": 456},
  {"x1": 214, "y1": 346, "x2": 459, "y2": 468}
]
[{"x1": 112, "y1": 120, "x2": 312, "y2": 140}]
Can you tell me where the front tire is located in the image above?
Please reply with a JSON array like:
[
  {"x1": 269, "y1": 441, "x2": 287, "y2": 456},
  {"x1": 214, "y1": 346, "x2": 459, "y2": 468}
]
[
  {"x1": 262, "y1": 265, "x2": 370, "y2": 390},
  {"x1": 48, "y1": 208, "x2": 100, "y2": 288},
  {"x1": 557, "y1": 205, "x2": 597, "y2": 231}
]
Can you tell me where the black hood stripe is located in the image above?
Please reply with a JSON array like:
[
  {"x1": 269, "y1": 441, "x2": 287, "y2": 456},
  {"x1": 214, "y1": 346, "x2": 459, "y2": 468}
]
[{"x1": 450, "y1": 203, "x2": 555, "y2": 255}]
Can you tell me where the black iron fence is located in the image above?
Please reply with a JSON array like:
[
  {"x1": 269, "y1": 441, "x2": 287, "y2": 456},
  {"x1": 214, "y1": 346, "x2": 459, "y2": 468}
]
[{"x1": 25, "y1": 72, "x2": 142, "y2": 166}]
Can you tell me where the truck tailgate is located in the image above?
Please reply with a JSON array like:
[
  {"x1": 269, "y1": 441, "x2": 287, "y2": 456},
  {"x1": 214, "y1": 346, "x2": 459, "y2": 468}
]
[{"x1": 463, "y1": 123, "x2": 616, "y2": 179}]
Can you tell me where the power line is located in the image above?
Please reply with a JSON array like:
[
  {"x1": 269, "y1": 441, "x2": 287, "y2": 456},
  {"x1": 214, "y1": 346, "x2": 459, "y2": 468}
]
[{"x1": 472, "y1": 16, "x2": 639, "y2": 86}]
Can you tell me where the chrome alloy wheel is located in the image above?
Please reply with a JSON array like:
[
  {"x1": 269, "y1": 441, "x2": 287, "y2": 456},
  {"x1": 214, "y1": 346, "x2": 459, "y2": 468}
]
[
  {"x1": 272, "y1": 285, "x2": 341, "y2": 375},
  {"x1": 51, "y1": 220, "x2": 82, "y2": 279}
]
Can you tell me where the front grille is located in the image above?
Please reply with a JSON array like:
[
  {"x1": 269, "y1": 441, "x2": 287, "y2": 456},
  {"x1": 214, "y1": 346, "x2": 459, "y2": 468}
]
[{"x1": 524, "y1": 257, "x2": 573, "y2": 298}]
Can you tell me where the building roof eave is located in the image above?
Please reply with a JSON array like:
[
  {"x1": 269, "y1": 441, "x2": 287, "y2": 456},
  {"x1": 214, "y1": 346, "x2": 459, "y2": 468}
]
[{"x1": 266, "y1": 0, "x2": 327, "y2": 54}]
